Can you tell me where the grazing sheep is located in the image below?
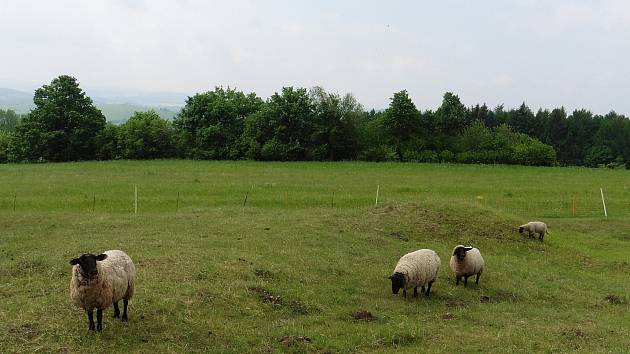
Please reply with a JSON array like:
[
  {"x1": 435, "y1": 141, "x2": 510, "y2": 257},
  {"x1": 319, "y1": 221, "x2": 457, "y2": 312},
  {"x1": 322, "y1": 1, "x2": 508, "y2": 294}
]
[
  {"x1": 389, "y1": 249, "x2": 441, "y2": 298},
  {"x1": 449, "y1": 245, "x2": 484, "y2": 286},
  {"x1": 69, "y1": 250, "x2": 136, "y2": 331},
  {"x1": 519, "y1": 221, "x2": 548, "y2": 240}
]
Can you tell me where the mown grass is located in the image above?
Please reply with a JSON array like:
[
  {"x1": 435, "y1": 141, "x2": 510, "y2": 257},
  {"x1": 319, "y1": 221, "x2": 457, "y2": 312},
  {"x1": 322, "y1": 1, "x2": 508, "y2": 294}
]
[{"x1": 0, "y1": 161, "x2": 628, "y2": 353}]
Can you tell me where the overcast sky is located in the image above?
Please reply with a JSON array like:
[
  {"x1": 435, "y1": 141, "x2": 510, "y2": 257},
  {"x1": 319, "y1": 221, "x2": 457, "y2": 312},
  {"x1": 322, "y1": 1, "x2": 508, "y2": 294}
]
[{"x1": 1, "y1": 0, "x2": 629, "y2": 114}]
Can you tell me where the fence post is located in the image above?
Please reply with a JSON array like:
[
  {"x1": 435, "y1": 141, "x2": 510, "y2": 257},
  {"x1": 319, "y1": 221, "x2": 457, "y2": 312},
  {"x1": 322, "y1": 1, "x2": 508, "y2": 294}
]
[
  {"x1": 176, "y1": 192, "x2": 180, "y2": 212},
  {"x1": 375, "y1": 184, "x2": 380, "y2": 207},
  {"x1": 134, "y1": 185, "x2": 138, "y2": 214},
  {"x1": 600, "y1": 188, "x2": 607, "y2": 217},
  {"x1": 571, "y1": 195, "x2": 576, "y2": 217},
  {"x1": 243, "y1": 191, "x2": 249, "y2": 207}
]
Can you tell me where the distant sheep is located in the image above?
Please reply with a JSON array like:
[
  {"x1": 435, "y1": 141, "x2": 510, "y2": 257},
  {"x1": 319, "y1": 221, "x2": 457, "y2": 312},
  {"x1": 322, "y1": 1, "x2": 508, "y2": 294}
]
[
  {"x1": 69, "y1": 250, "x2": 136, "y2": 331},
  {"x1": 519, "y1": 221, "x2": 548, "y2": 240},
  {"x1": 449, "y1": 245, "x2": 484, "y2": 286},
  {"x1": 389, "y1": 249, "x2": 441, "y2": 298}
]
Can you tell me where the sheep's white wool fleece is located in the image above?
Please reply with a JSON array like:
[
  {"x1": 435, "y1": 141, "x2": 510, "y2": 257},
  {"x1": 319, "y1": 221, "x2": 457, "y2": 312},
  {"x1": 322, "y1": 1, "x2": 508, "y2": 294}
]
[
  {"x1": 521, "y1": 221, "x2": 547, "y2": 234},
  {"x1": 449, "y1": 246, "x2": 484, "y2": 277},
  {"x1": 70, "y1": 250, "x2": 136, "y2": 311},
  {"x1": 393, "y1": 249, "x2": 441, "y2": 290}
]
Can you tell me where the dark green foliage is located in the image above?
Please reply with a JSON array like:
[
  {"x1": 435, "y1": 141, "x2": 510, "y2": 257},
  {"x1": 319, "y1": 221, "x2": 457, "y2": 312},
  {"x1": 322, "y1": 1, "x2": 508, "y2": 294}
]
[
  {"x1": 469, "y1": 104, "x2": 497, "y2": 128},
  {"x1": 309, "y1": 87, "x2": 361, "y2": 161},
  {"x1": 543, "y1": 108, "x2": 568, "y2": 155},
  {"x1": 434, "y1": 92, "x2": 469, "y2": 149},
  {"x1": 3, "y1": 78, "x2": 629, "y2": 168},
  {"x1": 12, "y1": 75, "x2": 106, "y2": 162},
  {"x1": 508, "y1": 103, "x2": 536, "y2": 136},
  {"x1": 119, "y1": 111, "x2": 177, "y2": 159},
  {"x1": 242, "y1": 87, "x2": 314, "y2": 161},
  {"x1": 174, "y1": 87, "x2": 263, "y2": 159},
  {"x1": 456, "y1": 122, "x2": 556, "y2": 165},
  {"x1": 0, "y1": 130, "x2": 11, "y2": 162},
  {"x1": 95, "y1": 123, "x2": 121, "y2": 160},
  {"x1": 564, "y1": 109, "x2": 596, "y2": 165},
  {"x1": 513, "y1": 139, "x2": 557, "y2": 166},
  {"x1": 382, "y1": 90, "x2": 422, "y2": 160}
]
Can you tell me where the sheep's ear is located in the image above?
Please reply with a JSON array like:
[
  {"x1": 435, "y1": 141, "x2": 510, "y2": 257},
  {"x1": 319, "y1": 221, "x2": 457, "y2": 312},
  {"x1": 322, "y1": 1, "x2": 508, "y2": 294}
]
[
  {"x1": 387, "y1": 275, "x2": 393, "y2": 280},
  {"x1": 95, "y1": 254, "x2": 107, "y2": 261},
  {"x1": 69, "y1": 258, "x2": 79, "y2": 265},
  {"x1": 464, "y1": 247, "x2": 473, "y2": 252}
]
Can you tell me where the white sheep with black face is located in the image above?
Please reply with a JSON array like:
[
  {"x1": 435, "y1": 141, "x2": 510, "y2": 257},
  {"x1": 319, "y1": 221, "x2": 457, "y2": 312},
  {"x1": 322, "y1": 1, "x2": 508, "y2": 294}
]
[
  {"x1": 389, "y1": 249, "x2": 441, "y2": 298},
  {"x1": 449, "y1": 245, "x2": 484, "y2": 286},
  {"x1": 519, "y1": 221, "x2": 548, "y2": 240},
  {"x1": 69, "y1": 250, "x2": 136, "y2": 331}
]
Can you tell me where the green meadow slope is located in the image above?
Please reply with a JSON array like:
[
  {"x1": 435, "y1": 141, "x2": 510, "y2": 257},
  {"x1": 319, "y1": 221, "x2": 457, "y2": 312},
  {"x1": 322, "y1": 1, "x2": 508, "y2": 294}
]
[{"x1": 0, "y1": 161, "x2": 628, "y2": 353}]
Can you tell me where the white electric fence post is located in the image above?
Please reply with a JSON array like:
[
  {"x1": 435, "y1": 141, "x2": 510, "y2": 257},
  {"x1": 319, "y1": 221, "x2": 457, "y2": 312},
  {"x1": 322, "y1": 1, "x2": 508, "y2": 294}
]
[{"x1": 600, "y1": 188, "x2": 607, "y2": 217}]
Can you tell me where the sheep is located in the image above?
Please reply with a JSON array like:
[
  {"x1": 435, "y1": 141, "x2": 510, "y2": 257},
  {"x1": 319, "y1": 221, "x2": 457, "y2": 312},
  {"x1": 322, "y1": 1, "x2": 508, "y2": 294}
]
[
  {"x1": 389, "y1": 249, "x2": 441, "y2": 298},
  {"x1": 69, "y1": 250, "x2": 136, "y2": 331},
  {"x1": 449, "y1": 245, "x2": 484, "y2": 286},
  {"x1": 519, "y1": 221, "x2": 548, "y2": 240}
]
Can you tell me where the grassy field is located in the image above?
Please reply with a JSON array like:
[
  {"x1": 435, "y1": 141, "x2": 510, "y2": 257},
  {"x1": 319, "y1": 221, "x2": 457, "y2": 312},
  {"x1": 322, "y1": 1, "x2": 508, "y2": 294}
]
[{"x1": 0, "y1": 161, "x2": 628, "y2": 353}]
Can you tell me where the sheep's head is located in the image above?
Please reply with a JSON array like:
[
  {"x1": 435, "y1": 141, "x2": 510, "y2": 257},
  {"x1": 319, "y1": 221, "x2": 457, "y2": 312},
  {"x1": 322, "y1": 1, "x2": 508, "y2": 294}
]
[
  {"x1": 389, "y1": 272, "x2": 405, "y2": 294},
  {"x1": 518, "y1": 226, "x2": 524, "y2": 233},
  {"x1": 453, "y1": 246, "x2": 473, "y2": 262},
  {"x1": 70, "y1": 253, "x2": 107, "y2": 279}
]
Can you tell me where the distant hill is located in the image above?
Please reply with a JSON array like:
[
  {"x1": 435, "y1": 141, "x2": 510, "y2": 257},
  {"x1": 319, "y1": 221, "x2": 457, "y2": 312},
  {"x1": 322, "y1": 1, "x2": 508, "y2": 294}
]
[
  {"x1": 0, "y1": 88, "x2": 183, "y2": 123},
  {"x1": 0, "y1": 88, "x2": 33, "y2": 113}
]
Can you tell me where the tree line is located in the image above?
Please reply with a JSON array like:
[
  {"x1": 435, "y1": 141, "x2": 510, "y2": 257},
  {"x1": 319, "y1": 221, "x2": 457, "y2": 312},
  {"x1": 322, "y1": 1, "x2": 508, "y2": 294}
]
[{"x1": 1, "y1": 75, "x2": 629, "y2": 168}]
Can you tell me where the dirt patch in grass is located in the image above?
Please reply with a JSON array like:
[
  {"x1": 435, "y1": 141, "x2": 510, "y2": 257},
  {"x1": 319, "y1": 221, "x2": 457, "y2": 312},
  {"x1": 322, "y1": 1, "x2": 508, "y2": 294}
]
[
  {"x1": 352, "y1": 310, "x2": 377, "y2": 322},
  {"x1": 248, "y1": 286, "x2": 314, "y2": 314},
  {"x1": 441, "y1": 312, "x2": 455, "y2": 320},
  {"x1": 238, "y1": 258, "x2": 253, "y2": 265},
  {"x1": 278, "y1": 335, "x2": 311, "y2": 347},
  {"x1": 249, "y1": 287, "x2": 282, "y2": 306},
  {"x1": 562, "y1": 328, "x2": 587, "y2": 339},
  {"x1": 254, "y1": 268, "x2": 273, "y2": 278},
  {"x1": 9, "y1": 323, "x2": 40, "y2": 339},
  {"x1": 605, "y1": 294, "x2": 627, "y2": 305}
]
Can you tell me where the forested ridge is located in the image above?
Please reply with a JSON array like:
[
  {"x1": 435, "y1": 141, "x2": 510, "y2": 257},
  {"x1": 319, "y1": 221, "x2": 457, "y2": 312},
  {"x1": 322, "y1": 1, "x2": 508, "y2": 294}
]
[{"x1": 1, "y1": 75, "x2": 628, "y2": 168}]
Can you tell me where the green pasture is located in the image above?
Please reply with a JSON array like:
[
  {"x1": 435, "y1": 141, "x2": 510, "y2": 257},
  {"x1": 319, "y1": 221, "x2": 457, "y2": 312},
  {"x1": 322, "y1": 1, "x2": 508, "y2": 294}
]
[{"x1": 0, "y1": 161, "x2": 628, "y2": 353}]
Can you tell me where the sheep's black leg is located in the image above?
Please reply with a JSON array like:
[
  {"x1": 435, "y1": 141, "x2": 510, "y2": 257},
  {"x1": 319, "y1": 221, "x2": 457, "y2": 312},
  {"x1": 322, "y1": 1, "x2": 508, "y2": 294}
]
[
  {"x1": 421, "y1": 285, "x2": 426, "y2": 293},
  {"x1": 96, "y1": 309, "x2": 103, "y2": 331},
  {"x1": 413, "y1": 287, "x2": 418, "y2": 297},
  {"x1": 122, "y1": 299, "x2": 129, "y2": 322},
  {"x1": 403, "y1": 289, "x2": 407, "y2": 299},
  {"x1": 456, "y1": 276, "x2": 460, "y2": 285},
  {"x1": 425, "y1": 281, "x2": 434, "y2": 296},
  {"x1": 464, "y1": 276, "x2": 469, "y2": 287},
  {"x1": 87, "y1": 310, "x2": 95, "y2": 331},
  {"x1": 476, "y1": 273, "x2": 481, "y2": 285},
  {"x1": 113, "y1": 302, "x2": 120, "y2": 319},
  {"x1": 539, "y1": 232, "x2": 544, "y2": 240}
]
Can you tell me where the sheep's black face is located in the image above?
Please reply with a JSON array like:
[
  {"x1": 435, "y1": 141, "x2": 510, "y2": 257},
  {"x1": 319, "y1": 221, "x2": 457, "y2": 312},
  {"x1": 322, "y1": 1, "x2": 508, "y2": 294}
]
[
  {"x1": 69, "y1": 253, "x2": 107, "y2": 278},
  {"x1": 453, "y1": 246, "x2": 473, "y2": 262},
  {"x1": 518, "y1": 227, "x2": 524, "y2": 233},
  {"x1": 389, "y1": 272, "x2": 405, "y2": 294}
]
